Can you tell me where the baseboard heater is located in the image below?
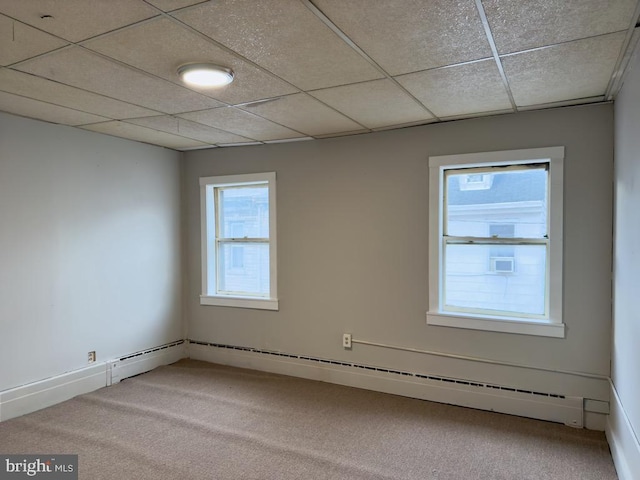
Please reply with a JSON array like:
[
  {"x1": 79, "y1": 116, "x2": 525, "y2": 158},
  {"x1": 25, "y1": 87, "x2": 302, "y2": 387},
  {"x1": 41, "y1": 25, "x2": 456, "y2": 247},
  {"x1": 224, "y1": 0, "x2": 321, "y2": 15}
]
[
  {"x1": 107, "y1": 340, "x2": 186, "y2": 385},
  {"x1": 0, "y1": 340, "x2": 187, "y2": 422},
  {"x1": 189, "y1": 340, "x2": 584, "y2": 428}
]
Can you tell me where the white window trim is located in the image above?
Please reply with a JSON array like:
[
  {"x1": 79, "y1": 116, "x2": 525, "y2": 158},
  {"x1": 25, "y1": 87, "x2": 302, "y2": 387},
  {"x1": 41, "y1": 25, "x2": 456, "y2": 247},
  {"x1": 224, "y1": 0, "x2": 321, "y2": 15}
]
[
  {"x1": 427, "y1": 147, "x2": 564, "y2": 338},
  {"x1": 199, "y1": 172, "x2": 278, "y2": 311}
]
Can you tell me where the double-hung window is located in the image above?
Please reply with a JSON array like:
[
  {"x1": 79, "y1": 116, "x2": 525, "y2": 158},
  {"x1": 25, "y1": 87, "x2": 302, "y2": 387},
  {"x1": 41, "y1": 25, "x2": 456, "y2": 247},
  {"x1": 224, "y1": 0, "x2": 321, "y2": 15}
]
[
  {"x1": 200, "y1": 172, "x2": 278, "y2": 310},
  {"x1": 427, "y1": 147, "x2": 564, "y2": 337}
]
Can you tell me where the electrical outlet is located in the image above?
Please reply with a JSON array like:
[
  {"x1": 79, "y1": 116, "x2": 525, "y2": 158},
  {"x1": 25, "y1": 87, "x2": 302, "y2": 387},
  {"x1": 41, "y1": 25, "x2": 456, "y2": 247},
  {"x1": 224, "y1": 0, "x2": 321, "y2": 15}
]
[
  {"x1": 88, "y1": 351, "x2": 96, "y2": 363},
  {"x1": 342, "y1": 333, "x2": 352, "y2": 349}
]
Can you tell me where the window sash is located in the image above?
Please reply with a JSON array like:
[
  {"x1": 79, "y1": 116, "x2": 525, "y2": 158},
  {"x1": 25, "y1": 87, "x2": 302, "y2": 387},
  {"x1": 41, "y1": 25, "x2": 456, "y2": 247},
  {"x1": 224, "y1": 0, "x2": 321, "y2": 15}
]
[
  {"x1": 441, "y1": 239, "x2": 550, "y2": 319},
  {"x1": 213, "y1": 184, "x2": 270, "y2": 298},
  {"x1": 443, "y1": 163, "x2": 549, "y2": 240}
]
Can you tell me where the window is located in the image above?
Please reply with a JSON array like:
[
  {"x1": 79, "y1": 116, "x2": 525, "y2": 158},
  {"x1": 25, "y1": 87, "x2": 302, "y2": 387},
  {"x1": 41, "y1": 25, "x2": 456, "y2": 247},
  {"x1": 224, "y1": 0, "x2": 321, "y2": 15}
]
[
  {"x1": 427, "y1": 147, "x2": 564, "y2": 337},
  {"x1": 200, "y1": 172, "x2": 278, "y2": 310}
]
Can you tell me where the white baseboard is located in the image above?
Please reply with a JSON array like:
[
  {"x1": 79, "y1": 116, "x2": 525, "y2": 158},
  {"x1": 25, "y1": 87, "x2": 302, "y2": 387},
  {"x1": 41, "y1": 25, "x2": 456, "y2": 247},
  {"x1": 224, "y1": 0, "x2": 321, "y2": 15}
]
[
  {"x1": 188, "y1": 343, "x2": 584, "y2": 428},
  {"x1": 0, "y1": 363, "x2": 107, "y2": 422},
  {"x1": 0, "y1": 341, "x2": 187, "y2": 422},
  {"x1": 606, "y1": 382, "x2": 640, "y2": 480}
]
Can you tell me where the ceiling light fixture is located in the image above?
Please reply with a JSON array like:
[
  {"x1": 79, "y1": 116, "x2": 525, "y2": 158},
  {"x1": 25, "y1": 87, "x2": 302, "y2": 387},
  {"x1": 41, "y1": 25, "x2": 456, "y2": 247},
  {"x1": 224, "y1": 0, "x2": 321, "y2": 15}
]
[{"x1": 177, "y1": 63, "x2": 234, "y2": 88}]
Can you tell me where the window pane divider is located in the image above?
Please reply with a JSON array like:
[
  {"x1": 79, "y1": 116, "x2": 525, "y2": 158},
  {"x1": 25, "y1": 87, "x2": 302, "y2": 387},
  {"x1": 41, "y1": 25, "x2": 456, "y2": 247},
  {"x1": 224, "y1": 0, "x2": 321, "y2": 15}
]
[
  {"x1": 216, "y1": 238, "x2": 269, "y2": 243},
  {"x1": 444, "y1": 236, "x2": 548, "y2": 245}
]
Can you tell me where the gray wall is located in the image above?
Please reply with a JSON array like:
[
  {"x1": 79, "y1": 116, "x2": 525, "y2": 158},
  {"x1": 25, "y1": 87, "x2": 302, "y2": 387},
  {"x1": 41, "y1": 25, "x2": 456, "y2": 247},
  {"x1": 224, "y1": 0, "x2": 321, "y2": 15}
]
[
  {"x1": 0, "y1": 112, "x2": 183, "y2": 391},
  {"x1": 613, "y1": 47, "x2": 640, "y2": 444},
  {"x1": 184, "y1": 104, "x2": 613, "y2": 403}
]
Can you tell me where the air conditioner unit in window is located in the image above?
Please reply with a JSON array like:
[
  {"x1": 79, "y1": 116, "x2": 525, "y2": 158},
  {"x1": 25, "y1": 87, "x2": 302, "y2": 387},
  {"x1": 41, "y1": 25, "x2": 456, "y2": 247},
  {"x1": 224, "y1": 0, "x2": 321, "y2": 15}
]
[{"x1": 490, "y1": 257, "x2": 515, "y2": 273}]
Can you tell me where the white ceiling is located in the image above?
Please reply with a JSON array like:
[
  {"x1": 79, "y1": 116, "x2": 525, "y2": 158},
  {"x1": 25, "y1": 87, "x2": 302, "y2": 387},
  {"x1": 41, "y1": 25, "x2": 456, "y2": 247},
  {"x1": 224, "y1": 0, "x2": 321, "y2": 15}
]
[{"x1": 1, "y1": 0, "x2": 639, "y2": 151}]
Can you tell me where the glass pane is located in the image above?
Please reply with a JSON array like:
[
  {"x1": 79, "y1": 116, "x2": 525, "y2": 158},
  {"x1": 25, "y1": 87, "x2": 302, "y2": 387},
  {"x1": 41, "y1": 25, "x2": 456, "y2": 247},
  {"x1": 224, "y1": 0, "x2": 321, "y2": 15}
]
[
  {"x1": 446, "y1": 167, "x2": 547, "y2": 238},
  {"x1": 218, "y1": 243, "x2": 269, "y2": 296},
  {"x1": 218, "y1": 186, "x2": 269, "y2": 238},
  {"x1": 444, "y1": 243, "x2": 546, "y2": 316}
]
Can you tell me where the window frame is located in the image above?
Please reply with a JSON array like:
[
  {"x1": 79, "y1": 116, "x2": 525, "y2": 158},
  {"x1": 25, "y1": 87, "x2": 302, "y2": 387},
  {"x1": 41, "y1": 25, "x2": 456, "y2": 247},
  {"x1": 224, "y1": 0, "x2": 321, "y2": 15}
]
[
  {"x1": 199, "y1": 172, "x2": 278, "y2": 311},
  {"x1": 427, "y1": 147, "x2": 564, "y2": 338}
]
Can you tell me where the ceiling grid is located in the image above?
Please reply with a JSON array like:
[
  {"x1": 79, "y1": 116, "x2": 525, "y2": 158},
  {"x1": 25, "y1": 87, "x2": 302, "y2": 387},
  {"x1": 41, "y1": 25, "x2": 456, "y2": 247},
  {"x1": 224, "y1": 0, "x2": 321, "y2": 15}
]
[{"x1": 0, "y1": 0, "x2": 637, "y2": 150}]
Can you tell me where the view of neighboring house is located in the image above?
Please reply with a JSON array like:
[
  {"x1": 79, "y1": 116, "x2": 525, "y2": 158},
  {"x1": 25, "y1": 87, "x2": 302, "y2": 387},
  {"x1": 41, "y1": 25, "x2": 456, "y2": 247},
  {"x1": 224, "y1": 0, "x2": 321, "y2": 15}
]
[
  {"x1": 215, "y1": 185, "x2": 270, "y2": 297},
  {"x1": 444, "y1": 166, "x2": 548, "y2": 317}
]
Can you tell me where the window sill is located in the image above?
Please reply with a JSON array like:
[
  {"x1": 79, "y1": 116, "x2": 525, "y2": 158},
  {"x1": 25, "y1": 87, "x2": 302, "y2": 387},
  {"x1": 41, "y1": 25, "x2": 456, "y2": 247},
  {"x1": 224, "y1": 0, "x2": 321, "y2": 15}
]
[
  {"x1": 426, "y1": 311, "x2": 565, "y2": 338},
  {"x1": 200, "y1": 295, "x2": 279, "y2": 311}
]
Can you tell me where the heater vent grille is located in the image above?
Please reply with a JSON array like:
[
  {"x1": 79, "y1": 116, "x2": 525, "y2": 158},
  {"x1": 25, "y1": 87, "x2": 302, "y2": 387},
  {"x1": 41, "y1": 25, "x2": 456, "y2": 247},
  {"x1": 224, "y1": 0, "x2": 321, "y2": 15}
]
[
  {"x1": 188, "y1": 340, "x2": 565, "y2": 400},
  {"x1": 119, "y1": 340, "x2": 185, "y2": 362}
]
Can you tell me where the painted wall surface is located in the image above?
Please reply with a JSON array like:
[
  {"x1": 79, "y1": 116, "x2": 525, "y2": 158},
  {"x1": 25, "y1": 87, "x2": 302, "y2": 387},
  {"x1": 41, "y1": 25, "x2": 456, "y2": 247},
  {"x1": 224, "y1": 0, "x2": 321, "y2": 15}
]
[
  {"x1": 0, "y1": 112, "x2": 182, "y2": 391},
  {"x1": 613, "y1": 46, "x2": 640, "y2": 449},
  {"x1": 183, "y1": 104, "x2": 613, "y2": 402}
]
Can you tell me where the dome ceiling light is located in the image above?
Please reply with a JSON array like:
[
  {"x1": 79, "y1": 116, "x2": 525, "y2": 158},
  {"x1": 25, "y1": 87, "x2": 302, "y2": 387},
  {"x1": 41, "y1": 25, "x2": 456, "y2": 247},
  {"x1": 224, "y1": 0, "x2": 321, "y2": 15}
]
[{"x1": 177, "y1": 63, "x2": 234, "y2": 88}]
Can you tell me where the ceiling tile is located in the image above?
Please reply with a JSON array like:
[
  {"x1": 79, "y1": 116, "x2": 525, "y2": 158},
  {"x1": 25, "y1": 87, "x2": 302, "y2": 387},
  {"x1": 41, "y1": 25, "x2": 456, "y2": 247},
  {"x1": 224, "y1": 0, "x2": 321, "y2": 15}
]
[
  {"x1": 312, "y1": 0, "x2": 493, "y2": 75},
  {"x1": 309, "y1": 79, "x2": 434, "y2": 129},
  {"x1": 16, "y1": 47, "x2": 224, "y2": 114},
  {"x1": 503, "y1": 32, "x2": 626, "y2": 107},
  {"x1": 0, "y1": 14, "x2": 67, "y2": 66},
  {"x1": 483, "y1": 0, "x2": 637, "y2": 54},
  {"x1": 173, "y1": 0, "x2": 383, "y2": 90},
  {"x1": 238, "y1": 93, "x2": 364, "y2": 136},
  {"x1": 143, "y1": 0, "x2": 207, "y2": 12},
  {"x1": 178, "y1": 107, "x2": 305, "y2": 141},
  {"x1": 84, "y1": 17, "x2": 296, "y2": 105},
  {"x1": 82, "y1": 121, "x2": 209, "y2": 150},
  {"x1": 396, "y1": 60, "x2": 513, "y2": 118},
  {"x1": 124, "y1": 115, "x2": 254, "y2": 144},
  {"x1": 0, "y1": 68, "x2": 159, "y2": 119},
  {"x1": 0, "y1": 0, "x2": 159, "y2": 42},
  {"x1": 0, "y1": 91, "x2": 109, "y2": 126}
]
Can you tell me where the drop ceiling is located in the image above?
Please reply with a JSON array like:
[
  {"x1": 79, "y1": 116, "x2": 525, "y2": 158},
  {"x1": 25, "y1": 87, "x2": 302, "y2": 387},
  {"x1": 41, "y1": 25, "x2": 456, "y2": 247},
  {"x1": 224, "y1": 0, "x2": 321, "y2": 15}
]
[{"x1": 1, "y1": 0, "x2": 639, "y2": 151}]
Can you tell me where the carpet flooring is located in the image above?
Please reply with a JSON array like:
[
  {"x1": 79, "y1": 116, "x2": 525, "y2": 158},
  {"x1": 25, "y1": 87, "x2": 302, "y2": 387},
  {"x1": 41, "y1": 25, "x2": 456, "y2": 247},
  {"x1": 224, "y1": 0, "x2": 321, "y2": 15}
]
[{"x1": 0, "y1": 360, "x2": 617, "y2": 479}]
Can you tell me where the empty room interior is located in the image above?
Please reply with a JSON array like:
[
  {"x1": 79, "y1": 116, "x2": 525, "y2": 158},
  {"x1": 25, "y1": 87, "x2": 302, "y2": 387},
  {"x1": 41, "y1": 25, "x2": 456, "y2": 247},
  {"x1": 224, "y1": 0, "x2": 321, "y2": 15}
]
[{"x1": 0, "y1": 1, "x2": 639, "y2": 479}]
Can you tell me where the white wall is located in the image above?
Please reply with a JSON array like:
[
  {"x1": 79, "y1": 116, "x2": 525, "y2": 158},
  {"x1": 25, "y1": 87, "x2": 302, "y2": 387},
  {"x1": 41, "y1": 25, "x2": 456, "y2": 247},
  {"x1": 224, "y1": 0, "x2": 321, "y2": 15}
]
[
  {"x1": 183, "y1": 104, "x2": 613, "y2": 421},
  {"x1": 0, "y1": 112, "x2": 183, "y2": 392},
  {"x1": 610, "y1": 44, "x2": 640, "y2": 478}
]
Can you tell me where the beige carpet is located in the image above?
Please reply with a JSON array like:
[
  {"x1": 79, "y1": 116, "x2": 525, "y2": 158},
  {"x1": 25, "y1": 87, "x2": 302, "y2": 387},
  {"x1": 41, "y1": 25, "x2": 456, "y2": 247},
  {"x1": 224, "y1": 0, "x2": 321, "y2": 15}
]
[{"x1": 0, "y1": 360, "x2": 617, "y2": 479}]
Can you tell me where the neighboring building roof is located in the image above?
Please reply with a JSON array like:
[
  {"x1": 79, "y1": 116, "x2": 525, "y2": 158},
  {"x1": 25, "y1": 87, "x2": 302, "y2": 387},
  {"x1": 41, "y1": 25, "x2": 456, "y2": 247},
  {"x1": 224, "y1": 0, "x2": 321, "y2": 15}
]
[{"x1": 447, "y1": 170, "x2": 547, "y2": 205}]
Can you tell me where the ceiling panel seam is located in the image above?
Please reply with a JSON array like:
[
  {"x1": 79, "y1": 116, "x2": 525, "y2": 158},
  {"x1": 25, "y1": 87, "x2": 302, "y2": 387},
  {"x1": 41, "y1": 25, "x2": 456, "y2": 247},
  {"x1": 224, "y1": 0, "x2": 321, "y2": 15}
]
[
  {"x1": 104, "y1": 118, "x2": 250, "y2": 145},
  {"x1": 604, "y1": 0, "x2": 640, "y2": 99},
  {"x1": 1, "y1": 67, "x2": 166, "y2": 118},
  {"x1": 211, "y1": 104, "x2": 310, "y2": 138},
  {"x1": 179, "y1": 100, "x2": 311, "y2": 139},
  {"x1": 80, "y1": 121, "x2": 211, "y2": 149},
  {"x1": 126, "y1": 111, "x2": 309, "y2": 145},
  {"x1": 6, "y1": 44, "x2": 76, "y2": 69},
  {"x1": 123, "y1": 114, "x2": 263, "y2": 143},
  {"x1": 142, "y1": 0, "x2": 209, "y2": 13},
  {"x1": 498, "y1": 30, "x2": 634, "y2": 59},
  {"x1": 517, "y1": 96, "x2": 608, "y2": 112},
  {"x1": 387, "y1": 57, "x2": 496, "y2": 81},
  {"x1": 301, "y1": 0, "x2": 440, "y2": 121},
  {"x1": 238, "y1": 100, "x2": 372, "y2": 137},
  {"x1": 141, "y1": 0, "x2": 208, "y2": 16},
  {"x1": 0, "y1": 89, "x2": 112, "y2": 119},
  {"x1": 474, "y1": 0, "x2": 517, "y2": 111},
  {"x1": 606, "y1": 29, "x2": 640, "y2": 100}
]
